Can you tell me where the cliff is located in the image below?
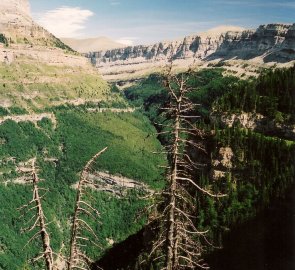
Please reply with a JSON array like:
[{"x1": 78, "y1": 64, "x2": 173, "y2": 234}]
[
  {"x1": 0, "y1": 0, "x2": 74, "y2": 55},
  {"x1": 0, "y1": 0, "x2": 113, "y2": 111},
  {"x1": 0, "y1": 0, "x2": 90, "y2": 67},
  {"x1": 0, "y1": 0, "x2": 31, "y2": 23},
  {"x1": 86, "y1": 24, "x2": 295, "y2": 81}
]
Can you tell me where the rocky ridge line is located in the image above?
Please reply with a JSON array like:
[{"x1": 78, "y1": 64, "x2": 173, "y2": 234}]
[
  {"x1": 86, "y1": 24, "x2": 295, "y2": 81},
  {"x1": 0, "y1": 0, "x2": 87, "y2": 67}
]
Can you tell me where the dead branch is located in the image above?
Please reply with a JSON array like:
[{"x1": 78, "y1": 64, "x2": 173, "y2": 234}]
[
  {"x1": 19, "y1": 158, "x2": 54, "y2": 270},
  {"x1": 68, "y1": 148, "x2": 107, "y2": 270},
  {"x1": 144, "y1": 66, "x2": 226, "y2": 270}
]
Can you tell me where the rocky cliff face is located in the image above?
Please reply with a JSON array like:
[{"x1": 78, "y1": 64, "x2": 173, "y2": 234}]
[
  {"x1": 0, "y1": 0, "x2": 32, "y2": 31},
  {"x1": 0, "y1": 0, "x2": 103, "y2": 111},
  {"x1": 211, "y1": 112, "x2": 295, "y2": 140},
  {"x1": 0, "y1": 0, "x2": 73, "y2": 49},
  {"x1": 1, "y1": 0, "x2": 30, "y2": 13},
  {"x1": 0, "y1": 0, "x2": 31, "y2": 20},
  {"x1": 209, "y1": 24, "x2": 295, "y2": 62},
  {"x1": 0, "y1": 0, "x2": 89, "y2": 67},
  {"x1": 86, "y1": 24, "x2": 295, "y2": 81}
]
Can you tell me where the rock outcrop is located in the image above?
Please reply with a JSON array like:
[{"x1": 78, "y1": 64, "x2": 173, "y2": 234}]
[
  {"x1": 0, "y1": 0, "x2": 111, "y2": 111},
  {"x1": 211, "y1": 112, "x2": 295, "y2": 140},
  {"x1": 211, "y1": 147, "x2": 234, "y2": 180},
  {"x1": 0, "y1": 0, "x2": 31, "y2": 24},
  {"x1": 0, "y1": 0, "x2": 88, "y2": 66},
  {"x1": 0, "y1": 0, "x2": 74, "y2": 50},
  {"x1": 86, "y1": 24, "x2": 295, "y2": 81}
]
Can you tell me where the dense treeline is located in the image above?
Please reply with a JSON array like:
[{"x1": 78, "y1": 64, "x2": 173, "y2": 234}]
[
  {"x1": 200, "y1": 128, "x2": 295, "y2": 231},
  {"x1": 124, "y1": 66, "x2": 295, "y2": 249},
  {"x1": 125, "y1": 69, "x2": 239, "y2": 121},
  {"x1": 1, "y1": 65, "x2": 294, "y2": 269},
  {"x1": 214, "y1": 66, "x2": 295, "y2": 123}
]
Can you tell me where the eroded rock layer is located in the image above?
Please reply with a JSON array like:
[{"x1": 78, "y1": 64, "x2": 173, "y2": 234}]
[{"x1": 86, "y1": 24, "x2": 295, "y2": 80}]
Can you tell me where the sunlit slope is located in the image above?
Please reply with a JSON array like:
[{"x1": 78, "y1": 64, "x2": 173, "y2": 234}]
[
  {"x1": 0, "y1": 59, "x2": 124, "y2": 111},
  {"x1": 0, "y1": 110, "x2": 166, "y2": 269}
]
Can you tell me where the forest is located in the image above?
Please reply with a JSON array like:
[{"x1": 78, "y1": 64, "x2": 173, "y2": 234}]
[
  {"x1": 0, "y1": 65, "x2": 294, "y2": 269},
  {"x1": 122, "y1": 66, "x2": 295, "y2": 268}
]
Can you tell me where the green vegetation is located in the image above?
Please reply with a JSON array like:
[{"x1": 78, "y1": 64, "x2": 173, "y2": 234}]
[
  {"x1": 200, "y1": 128, "x2": 295, "y2": 231},
  {"x1": 0, "y1": 34, "x2": 8, "y2": 46},
  {"x1": 0, "y1": 60, "x2": 125, "y2": 111},
  {"x1": 124, "y1": 66, "x2": 295, "y2": 248},
  {"x1": 0, "y1": 109, "x2": 165, "y2": 269},
  {"x1": 52, "y1": 38, "x2": 75, "y2": 52},
  {"x1": 1, "y1": 27, "x2": 74, "y2": 51},
  {"x1": 1, "y1": 63, "x2": 294, "y2": 269},
  {"x1": 125, "y1": 69, "x2": 240, "y2": 121},
  {"x1": 56, "y1": 110, "x2": 165, "y2": 187},
  {"x1": 214, "y1": 66, "x2": 295, "y2": 123}
]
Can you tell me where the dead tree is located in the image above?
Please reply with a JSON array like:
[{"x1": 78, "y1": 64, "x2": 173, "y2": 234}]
[
  {"x1": 68, "y1": 147, "x2": 108, "y2": 270},
  {"x1": 19, "y1": 148, "x2": 107, "y2": 270},
  {"x1": 146, "y1": 66, "x2": 226, "y2": 270},
  {"x1": 19, "y1": 158, "x2": 54, "y2": 270}
]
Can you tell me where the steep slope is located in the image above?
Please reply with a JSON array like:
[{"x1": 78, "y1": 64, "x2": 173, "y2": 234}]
[
  {"x1": 124, "y1": 67, "x2": 295, "y2": 214},
  {"x1": 93, "y1": 67, "x2": 295, "y2": 270},
  {"x1": 0, "y1": 109, "x2": 166, "y2": 270},
  {"x1": 0, "y1": 61, "x2": 114, "y2": 110},
  {"x1": 0, "y1": 0, "x2": 72, "y2": 49},
  {"x1": 0, "y1": 0, "x2": 123, "y2": 110},
  {"x1": 61, "y1": 37, "x2": 126, "y2": 53},
  {"x1": 0, "y1": 2, "x2": 165, "y2": 270},
  {"x1": 86, "y1": 24, "x2": 295, "y2": 81}
]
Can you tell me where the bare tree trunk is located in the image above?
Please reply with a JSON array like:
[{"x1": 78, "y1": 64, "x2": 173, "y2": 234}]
[
  {"x1": 166, "y1": 102, "x2": 180, "y2": 270},
  {"x1": 19, "y1": 158, "x2": 54, "y2": 270},
  {"x1": 32, "y1": 161, "x2": 54, "y2": 270},
  {"x1": 145, "y1": 67, "x2": 226, "y2": 270},
  {"x1": 68, "y1": 148, "x2": 107, "y2": 270}
]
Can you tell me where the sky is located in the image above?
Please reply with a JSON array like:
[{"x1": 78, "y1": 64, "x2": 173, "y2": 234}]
[{"x1": 30, "y1": 0, "x2": 295, "y2": 45}]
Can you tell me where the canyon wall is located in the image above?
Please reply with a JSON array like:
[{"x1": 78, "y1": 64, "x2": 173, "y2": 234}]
[
  {"x1": 86, "y1": 24, "x2": 295, "y2": 81},
  {"x1": 0, "y1": 0, "x2": 89, "y2": 67}
]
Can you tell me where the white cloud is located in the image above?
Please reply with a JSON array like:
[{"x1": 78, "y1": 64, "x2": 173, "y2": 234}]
[
  {"x1": 36, "y1": 6, "x2": 94, "y2": 38},
  {"x1": 116, "y1": 37, "x2": 138, "y2": 46}
]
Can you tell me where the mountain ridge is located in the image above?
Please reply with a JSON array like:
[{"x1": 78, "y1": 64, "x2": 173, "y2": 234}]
[
  {"x1": 0, "y1": 0, "x2": 119, "y2": 111},
  {"x1": 86, "y1": 23, "x2": 295, "y2": 81},
  {"x1": 61, "y1": 37, "x2": 126, "y2": 53}
]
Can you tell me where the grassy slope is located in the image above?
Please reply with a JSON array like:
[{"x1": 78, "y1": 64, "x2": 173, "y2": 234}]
[
  {"x1": 0, "y1": 109, "x2": 166, "y2": 269},
  {"x1": 0, "y1": 60, "x2": 126, "y2": 111},
  {"x1": 0, "y1": 28, "x2": 154, "y2": 269}
]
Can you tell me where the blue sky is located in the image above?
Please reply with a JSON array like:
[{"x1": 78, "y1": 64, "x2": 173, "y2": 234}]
[{"x1": 30, "y1": 0, "x2": 295, "y2": 45}]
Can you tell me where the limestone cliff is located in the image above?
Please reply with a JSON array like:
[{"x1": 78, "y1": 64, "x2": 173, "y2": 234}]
[
  {"x1": 86, "y1": 24, "x2": 295, "y2": 81},
  {"x1": 0, "y1": 0, "x2": 111, "y2": 111},
  {"x1": 0, "y1": 0, "x2": 31, "y2": 22},
  {"x1": 0, "y1": 0, "x2": 89, "y2": 67},
  {"x1": 0, "y1": 0, "x2": 73, "y2": 50},
  {"x1": 210, "y1": 112, "x2": 295, "y2": 140}
]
